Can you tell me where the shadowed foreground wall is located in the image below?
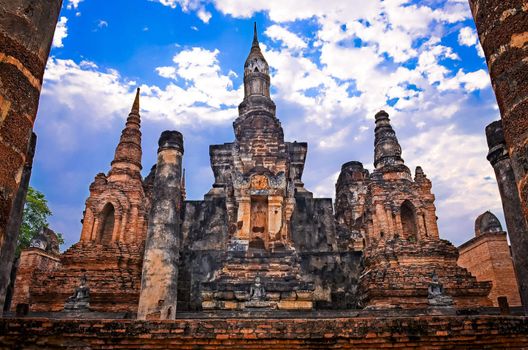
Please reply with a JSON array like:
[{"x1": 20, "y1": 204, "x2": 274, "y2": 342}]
[
  {"x1": 0, "y1": 0, "x2": 63, "y2": 312},
  {"x1": 468, "y1": 0, "x2": 528, "y2": 313},
  {"x1": 468, "y1": 0, "x2": 528, "y2": 219},
  {"x1": 1, "y1": 316, "x2": 528, "y2": 349}
]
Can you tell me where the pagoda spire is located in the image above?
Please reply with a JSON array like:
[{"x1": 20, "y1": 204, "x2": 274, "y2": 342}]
[
  {"x1": 252, "y1": 22, "x2": 259, "y2": 47},
  {"x1": 108, "y1": 88, "x2": 143, "y2": 180},
  {"x1": 132, "y1": 87, "x2": 140, "y2": 113},
  {"x1": 243, "y1": 22, "x2": 271, "y2": 99},
  {"x1": 373, "y1": 111, "x2": 409, "y2": 175}
]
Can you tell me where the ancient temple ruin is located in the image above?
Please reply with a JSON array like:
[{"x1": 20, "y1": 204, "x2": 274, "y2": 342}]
[{"x1": 11, "y1": 25, "x2": 495, "y2": 319}]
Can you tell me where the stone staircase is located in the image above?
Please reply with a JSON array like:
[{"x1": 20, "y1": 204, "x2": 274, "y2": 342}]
[{"x1": 201, "y1": 249, "x2": 314, "y2": 310}]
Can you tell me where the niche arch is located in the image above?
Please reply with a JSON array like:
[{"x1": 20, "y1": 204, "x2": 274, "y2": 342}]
[
  {"x1": 400, "y1": 200, "x2": 418, "y2": 240},
  {"x1": 98, "y1": 203, "x2": 115, "y2": 244}
]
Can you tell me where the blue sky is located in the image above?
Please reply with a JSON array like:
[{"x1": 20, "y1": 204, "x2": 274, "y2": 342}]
[{"x1": 32, "y1": 0, "x2": 503, "y2": 249}]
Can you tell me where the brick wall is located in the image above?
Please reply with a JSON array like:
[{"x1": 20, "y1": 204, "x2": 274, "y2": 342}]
[
  {"x1": 458, "y1": 232, "x2": 522, "y2": 307},
  {"x1": 0, "y1": 315, "x2": 527, "y2": 349}
]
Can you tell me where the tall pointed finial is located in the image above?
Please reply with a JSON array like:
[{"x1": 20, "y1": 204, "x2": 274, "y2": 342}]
[
  {"x1": 252, "y1": 22, "x2": 259, "y2": 47},
  {"x1": 132, "y1": 88, "x2": 140, "y2": 113},
  {"x1": 108, "y1": 87, "x2": 143, "y2": 179}
]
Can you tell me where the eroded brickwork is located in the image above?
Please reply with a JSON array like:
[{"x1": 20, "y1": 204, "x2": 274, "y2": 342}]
[
  {"x1": 336, "y1": 111, "x2": 491, "y2": 309},
  {"x1": 1, "y1": 316, "x2": 528, "y2": 349},
  {"x1": 26, "y1": 241, "x2": 144, "y2": 313},
  {"x1": 0, "y1": 0, "x2": 62, "y2": 314},
  {"x1": 458, "y1": 211, "x2": 522, "y2": 307},
  {"x1": 80, "y1": 89, "x2": 149, "y2": 245},
  {"x1": 0, "y1": 132, "x2": 35, "y2": 310},
  {"x1": 12, "y1": 91, "x2": 149, "y2": 314},
  {"x1": 13, "y1": 25, "x2": 496, "y2": 318},
  {"x1": 468, "y1": 0, "x2": 528, "y2": 222},
  {"x1": 486, "y1": 120, "x2": 528, "y2": 312}
]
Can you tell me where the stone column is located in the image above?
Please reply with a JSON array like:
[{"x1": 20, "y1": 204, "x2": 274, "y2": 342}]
[
  {"x1": 137, "y1": 131, "x2": 184, "y2": 320},
  {"x1": 0, "y1": 133, "x2": 36, "y2": 313},
  {"x1": 468, "y1": 0, "x2": 528, "y2": 220},
  {"x1": 0, "y1": 0, "x2": 62, "y2": 314},
  {"x1": 486, "y1": 120, "x2": 528, "y2": 314}
]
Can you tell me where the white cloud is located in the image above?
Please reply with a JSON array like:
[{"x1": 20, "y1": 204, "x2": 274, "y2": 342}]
[
  {"x1": 66, "y1": 0, "x2": 83, "y2": 9},
  {"x1": 150, "y1": 0, "x2": 212, "y2": 23},
  {"x1": 458, "y1": 26, "x2": 477, "y2": 46},
  {"x1": 265, "y1": 25, "x2": 307, "y2": 50},
  {"x1": 52, "y1": 16, "x2": 68, "y2": 48},
  {"x1": 458, "y1": 26, "x2": 485, "y2": 58},
  {"x1": 42, "y1": 47, "x2": 242, "y2": 129},
  {"x1": 98, "y1": 20, "x2": 108, "y2": 28},
  {"x1": 155, "y1": 66, "x2": 177, "y2": 79},
  {"x1": 455, "y1": 69, "x2": 491, "y2": 92},
  {"x1": 197, "y1": 8, "x2": 212, "y2": 23},
  {"x1": 403, "y1": 124, "x2": 502, "y2": 243}
]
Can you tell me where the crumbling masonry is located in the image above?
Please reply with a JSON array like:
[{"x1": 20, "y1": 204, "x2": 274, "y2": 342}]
[
  {"x1": 12, "y1": 25, "x2": 493, "y2": 316},
  {"x1": 0, "y1": 0, "x2": 63, "y2": 314},
  {"x1": 468, "y1": 0, "x2": 528, "y2": 313}
]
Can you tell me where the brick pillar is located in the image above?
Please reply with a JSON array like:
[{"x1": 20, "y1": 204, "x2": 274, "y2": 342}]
[
  {"x1": 0, "y1": 0, "x2": 62, "y2": 314},
  {"x1": 0, "y1": 133, "x2": 36, "y2": 313},
  {"x1": 468, "y1": 0, "x2": 528, "y2": 220},
  {"x1": 137, "y1": 131, "x2": 184, "y2": 320},
  {"x1": 486, "y1": 120, "x2": 528, "y2": 314}
]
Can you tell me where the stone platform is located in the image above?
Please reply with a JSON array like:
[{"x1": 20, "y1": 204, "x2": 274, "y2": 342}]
[{"x1": 1, "y1": 314, "x2": 528, "y2": 349}]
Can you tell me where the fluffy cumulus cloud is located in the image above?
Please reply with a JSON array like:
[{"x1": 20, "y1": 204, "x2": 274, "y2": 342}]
[
  {"x1": 40, "y1": 0, "x2": 501, "y2": 245},
  {"x1": 265, "y1": 25, "x2": 307, "y2": 50},
  {"x1": 207, "y1": 0, "x2": 498, "y2": 243},
  {"x1": 458, "y1": 26, "x2": 485, "y2": 57},
  {"x1": 150, "y1": 0, "x2": 212, "y2": 23},
  {"x1": 66, "y1": 0, "x2": 83, "y2": 9},
  {"x1": 458, "y1": 26, "x2": 478, "y2": 46},
  {"x1": 43, "y1": 47, "x2": 241, "y2": 128},
  {"x1": 52, "y1": 16, "x2": 68, "y2": 48}
]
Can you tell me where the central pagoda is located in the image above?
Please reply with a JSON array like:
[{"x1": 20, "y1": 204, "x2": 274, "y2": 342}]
[{"x1": 200, "y1": 24, "x2": 315, "y2": 310}]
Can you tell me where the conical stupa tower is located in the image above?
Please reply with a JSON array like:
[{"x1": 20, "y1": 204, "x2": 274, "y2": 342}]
[{"x1": 80, "y1": 89, "x2": 149, "y2": 244}]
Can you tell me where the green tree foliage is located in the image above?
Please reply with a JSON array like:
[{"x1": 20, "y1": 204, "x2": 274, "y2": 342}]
[{"x1": 17, "y1": 186, "x2": 63, "y2": 255}]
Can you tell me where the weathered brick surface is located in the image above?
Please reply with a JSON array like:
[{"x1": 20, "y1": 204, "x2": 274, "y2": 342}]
[
  {"x1": 10, "y1": 248, "x2": 60, "y2": 308},
  {"x1": 21, "y1": 242, "x2": 144, "y2": 313},
  {"x1": 360, "y1": 238, "x2": 492, "y2": 309},
  {"x1": 0, "y1": 316, "x2": 527, "y2": 349},
  {"x1": 468, "y1": 0, "x2": 528, "y2": 266},
  {"x1": 458, "y1": 212, "x2": 522, "y2": 307},
  {"x1": 200, "y1": 25, "x2": 318, "y2": 310},
  {"x1": 12, "y1": 25, "x2": 506, "y2": 318},
  {"x1": 79, "y1": 89, "x2": 149, "y2": 245},
  {"x1": 0, "y1": 132, "x2": 36, "y2": 309},
  {"x1": 338, "y1": 111, "x2": 491, "y2": 310},
  {"x1": 0, "y1": 0, "x2": 63, "y2": 314},
  {"x1": 12, "y1": 91, "x2": 151, "y2": 314},
  {"x1": 485, "y1": 120, "x2": 528, "y2": 312},
  {"x1": 459, "y1": 234, "x2": 521, "y2": 307}
]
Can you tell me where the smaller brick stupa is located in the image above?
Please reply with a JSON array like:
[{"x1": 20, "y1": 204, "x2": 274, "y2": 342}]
[{"x1": 342, "y1": 111, "x2": 493, "y2": 309}]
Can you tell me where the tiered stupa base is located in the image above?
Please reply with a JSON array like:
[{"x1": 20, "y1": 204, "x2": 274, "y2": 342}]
[
  {"x1": 358, "y1": 238, "x2": 492, "y2": 310},
  {"x1": 201, "y1": 247, "x2": 314, "y2": 310}
]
